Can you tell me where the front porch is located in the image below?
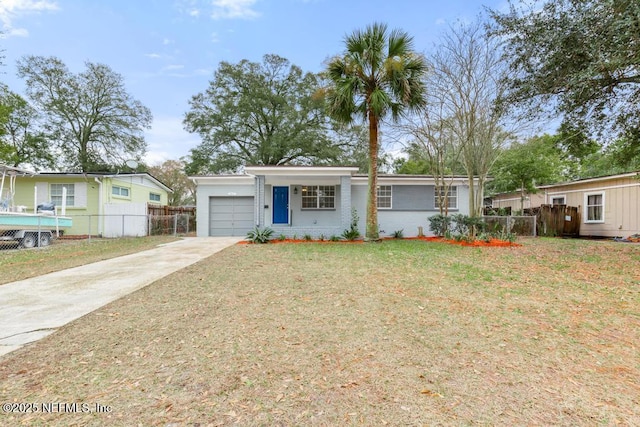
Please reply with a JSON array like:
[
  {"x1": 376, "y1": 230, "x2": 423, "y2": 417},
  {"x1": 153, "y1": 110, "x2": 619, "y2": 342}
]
[{"x1": 247, "y1": 166, "x2": 358, "y2": 239}]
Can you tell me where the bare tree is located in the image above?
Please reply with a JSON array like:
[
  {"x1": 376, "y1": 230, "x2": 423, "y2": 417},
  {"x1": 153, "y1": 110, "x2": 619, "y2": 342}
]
[
  {"x1": 429, "y1": 21, "x2": 513, "y2": 217},
  {"x1": 399, "y1": 70, "x2": 466, "y2": 215}
]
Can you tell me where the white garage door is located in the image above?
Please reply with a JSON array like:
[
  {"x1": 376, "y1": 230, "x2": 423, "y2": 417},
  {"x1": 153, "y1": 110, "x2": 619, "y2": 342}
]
[{"x1": 209, "y1": 196, "x2": 255, "y2": 236}]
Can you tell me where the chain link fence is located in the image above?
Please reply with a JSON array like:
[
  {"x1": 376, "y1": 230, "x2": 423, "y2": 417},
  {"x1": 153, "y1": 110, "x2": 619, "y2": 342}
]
[
  {"x1": 61, "y1": 213, "x2": 195, "y2": 239},
  {"x1": 481, "y1": 215, "x2": 537, "y2": 236}
]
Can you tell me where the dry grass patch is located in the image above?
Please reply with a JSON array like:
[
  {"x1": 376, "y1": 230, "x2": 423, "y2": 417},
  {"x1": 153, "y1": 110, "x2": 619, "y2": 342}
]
[
  {"x1": 0, "y1": 238, "x2": 639, "y2": 425},
  {"x1": 0, "y1": 236, "x2": 180, "y2": 285}
]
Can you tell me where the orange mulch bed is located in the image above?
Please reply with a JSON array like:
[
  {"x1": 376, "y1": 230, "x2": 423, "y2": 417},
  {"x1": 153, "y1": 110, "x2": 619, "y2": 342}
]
[
  {"x1": 240, "y1": 236, "x2": 520, "y2": 247},
  {"x1": 402, "y1": 236, "x2": 521, "y2": 247}
]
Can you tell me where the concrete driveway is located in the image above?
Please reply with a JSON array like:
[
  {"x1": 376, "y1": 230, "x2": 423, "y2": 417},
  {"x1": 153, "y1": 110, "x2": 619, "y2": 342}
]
[{"x1": 0, "y1": 237, "x2": 242, "y2": 357}]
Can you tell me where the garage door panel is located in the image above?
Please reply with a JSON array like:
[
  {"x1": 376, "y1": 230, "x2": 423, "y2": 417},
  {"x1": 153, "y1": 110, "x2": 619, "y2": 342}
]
[{"x1": 209, "y1": 196, "x2": 254, "y2": 236}]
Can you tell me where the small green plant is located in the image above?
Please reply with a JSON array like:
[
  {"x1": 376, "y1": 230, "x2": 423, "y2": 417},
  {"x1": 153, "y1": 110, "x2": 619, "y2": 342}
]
[
  {"x1": 292, "y1": 234, "x2": 298, "y2": 240},
  {"x1": 329, "y1": 235, "x2": 340, "y2": 242},
  {"x1": 303, "y1": 234, "x2": 312, "y2": 241},
  {"x1": 477, "y1": 232, "x2": 492, "y2": 243},
  {"x1": 451, "y1": 214, "x2": 486, "y2": 238},
  {"x1": 341, "y1": 208, "x2": 361, "y2": 241},
  {"x1": 246, "y1": 227, "x2": 274, "y2": 244},
  {"x1": 428, "y1": 214, "x2": 452, "y2": 237},
  {"x1": 391, "y1": 229, "x2": 404, "y2": 239},
  {"x1": 318, "y1": 234, "x2": 326, "y2": 241},
  {"x1": 278, "y1": 234, "x2": 287, "y2": 241},
  {"x1": 341, "y1": 228, "x2": 360, "y2": 241}
]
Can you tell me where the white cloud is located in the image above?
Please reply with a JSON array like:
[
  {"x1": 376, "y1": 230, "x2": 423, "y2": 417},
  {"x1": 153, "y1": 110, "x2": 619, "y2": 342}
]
[
  {"x1": 210, "y1": 0, "x2": 259, "y2": 20},
  {"x1": 211, "y1": 32, "x2": 219, "y2": 43},
  {"x1": 176, "y1": 0, "x2": 258, "y2": 20},
  {"x1": 0, "y1": 0, "x2": 58, "y2": 37},
  {"x1": 144, "y1": 116, "x2": 201, "y2": 165},
  {"x1": 145, "y1": 53, "x2": 162, "y2": 59},
  {"x1": 163, "y1": 64, "x2": 185, "y2": 71},
  {"x1": 193, "y1": 68, "x2": 212, "y2": 76}
]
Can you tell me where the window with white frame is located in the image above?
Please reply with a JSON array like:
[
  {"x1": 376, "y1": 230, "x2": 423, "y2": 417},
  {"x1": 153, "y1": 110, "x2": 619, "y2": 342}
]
[
  {"x1": 149, "y1": 193, "x2": 161, "y2": 202},
  {"x1": 50, "y1": 184, "x2": 75, "y2": 206},
  {"x1": 585, "y1": 192, "x2": 604, "y2": 222},
  {"x1": 301, "y1": 185, "x2": 335, "y2": 209},
  {"x1": 435, "y1": 186, "x2": 457, "y2": 209},
  {"x1": 112, "y1": 185, "x2": 130, "y2": 197},
  {"x1": 551, "y1": 196, "x2": 566, "y2": 205},
  {"x1": 377, "y1": 185, "x2": 392, "y2": 209}
]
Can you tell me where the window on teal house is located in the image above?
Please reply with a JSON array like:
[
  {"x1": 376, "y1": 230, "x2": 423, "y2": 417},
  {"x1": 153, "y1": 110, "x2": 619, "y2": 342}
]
[
  {"x1": 50, "y1": 184, "x2": 75, "y2": 206},
  {"x1": 112, "y1": 185, "x2": 130, "y2": 197}
]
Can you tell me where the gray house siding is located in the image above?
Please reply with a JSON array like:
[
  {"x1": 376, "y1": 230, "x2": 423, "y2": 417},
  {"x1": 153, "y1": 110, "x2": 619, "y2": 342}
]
[
  {"x1": 351, "y1": 183, "x2": 469, "y2": 237},
  {"x1": 391, "y1": 185, "x2": 434, "y2": 210}
]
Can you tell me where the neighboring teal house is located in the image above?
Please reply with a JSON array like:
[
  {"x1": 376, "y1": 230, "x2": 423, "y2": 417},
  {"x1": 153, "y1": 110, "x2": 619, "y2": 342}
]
[{"x1": 11, "y1": 172, "x2": 172, "y2": 237}]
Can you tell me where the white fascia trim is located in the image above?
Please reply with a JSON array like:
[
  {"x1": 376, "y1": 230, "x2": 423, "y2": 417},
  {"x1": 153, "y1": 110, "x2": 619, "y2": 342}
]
[
  {"x1": 189, "y1": 175, "x2": 255, "y2": 185},
  {"x1": 352, "y1": 176, "x2": 470, "y2": 186},
  {"x1": 244, "y1": 166, "x2": 359, "y2": 176}
]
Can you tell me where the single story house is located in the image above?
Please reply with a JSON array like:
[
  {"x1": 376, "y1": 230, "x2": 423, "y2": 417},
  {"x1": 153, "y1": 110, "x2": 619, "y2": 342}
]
[
  {"x1": 490, "y1": 171, "x2": 640, "y2": 238},
  {"x1": 9, "y1": 172, "x2": 172, "y2": 237},
  {"x1": 190, "y1": 166, "x2": 478, "y2": 238}
]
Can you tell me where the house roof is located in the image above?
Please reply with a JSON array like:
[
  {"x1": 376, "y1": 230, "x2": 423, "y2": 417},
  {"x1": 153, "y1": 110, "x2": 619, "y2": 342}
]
[
  {"x1": 536, "y1": 171, "x2": 640, "y2": 189},
  {"x1": 491, "y1": 170, "x2": 640, "y2": 197},
  {"x1": 190, "y1": 166, "x2": 479, "y2": 183},
  {"x1": 28, "y1": 172, "x2": 173, "y2": 193},
  {"x1": 244, "y1": 165, "x2": 360, "y2": 177}
]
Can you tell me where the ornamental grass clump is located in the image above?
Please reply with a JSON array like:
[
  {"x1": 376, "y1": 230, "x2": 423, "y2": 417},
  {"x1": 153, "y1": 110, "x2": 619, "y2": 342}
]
[{"x1": 246, "y1": 227, "x2": 274, "y2": 244}]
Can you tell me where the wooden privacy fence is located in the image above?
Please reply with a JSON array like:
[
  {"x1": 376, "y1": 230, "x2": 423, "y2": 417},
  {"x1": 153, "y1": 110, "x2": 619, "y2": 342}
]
[
  {"x1": 147, "y1": 204, "x2": 196, "y2": 236},
  {"x1": 147, "y1": 204, "x2": 195, "y2": 216},
  {"x1": 525, "y1": 204, "x2": 580, "y2": 237}
]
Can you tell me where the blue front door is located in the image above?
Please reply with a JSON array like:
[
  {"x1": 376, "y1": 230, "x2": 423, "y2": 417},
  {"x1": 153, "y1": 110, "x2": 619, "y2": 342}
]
[{"x1": 273, "y1": 186, "x2": 289, "y2": 224}]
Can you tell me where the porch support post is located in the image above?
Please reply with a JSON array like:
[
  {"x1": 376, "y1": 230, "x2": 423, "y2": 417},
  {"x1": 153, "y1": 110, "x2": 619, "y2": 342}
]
[
  {"x1": 256, "y1": 175, "x2": 265, "y2": 228},
  {"x1": 340, "y1": 175, "x2": 352, "y2": 231}
]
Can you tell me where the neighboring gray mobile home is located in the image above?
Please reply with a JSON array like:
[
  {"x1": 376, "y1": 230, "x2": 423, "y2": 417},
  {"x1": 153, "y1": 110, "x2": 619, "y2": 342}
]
[{"x1": 191, "y1": 166, "x2": 477, "y2": 238}]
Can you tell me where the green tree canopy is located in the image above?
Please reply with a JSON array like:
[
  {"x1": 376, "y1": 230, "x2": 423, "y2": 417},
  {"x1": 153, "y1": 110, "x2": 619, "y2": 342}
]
[
  {"x1": 147, "y1": 160, "x2": 195, "y2": 206},
  {"x1": 184, "y1": 54, "x2": 344, "y2": 175},
  {"x1": 325, "y1": 22, "x2": 427, "y2": 240},
  {"x1": 0, "y1": 84, "x2": 54, "y2": 169},
  {"x1": 17, "y1": 56, "x2": 152, "y2": 172},
  {"x1": 490, "y1": 135, "x2": 565, "y2": 188},
  {"x1": 489, "y1": 0, "x2": 640, "y2": 149}
]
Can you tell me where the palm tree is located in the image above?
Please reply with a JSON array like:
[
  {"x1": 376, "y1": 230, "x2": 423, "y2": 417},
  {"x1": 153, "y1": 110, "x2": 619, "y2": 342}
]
[{"x1": 325, "y1": 22, "x2": 427, "y2": 240}]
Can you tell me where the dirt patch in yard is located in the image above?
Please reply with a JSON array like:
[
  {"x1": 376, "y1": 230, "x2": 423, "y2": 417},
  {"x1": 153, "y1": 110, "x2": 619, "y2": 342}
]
[{"x1": 0, "y1": 238, "x2": 638, "y2": 425}]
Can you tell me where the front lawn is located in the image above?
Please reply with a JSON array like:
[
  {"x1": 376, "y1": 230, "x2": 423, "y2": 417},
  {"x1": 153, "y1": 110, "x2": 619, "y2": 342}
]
[{"x1": 0, "y1": 238, "x2": 638, "y2": 425}]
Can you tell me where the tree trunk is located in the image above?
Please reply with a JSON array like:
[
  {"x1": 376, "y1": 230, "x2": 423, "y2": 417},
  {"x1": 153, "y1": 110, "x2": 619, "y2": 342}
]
[{"x1": 366, "y1": 110, "x2": 379, "y2": 241}]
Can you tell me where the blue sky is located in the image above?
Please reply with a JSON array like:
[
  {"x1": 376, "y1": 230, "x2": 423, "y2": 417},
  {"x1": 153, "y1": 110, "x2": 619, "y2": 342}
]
[{"x1": 0, "y1": 0, "x2": 507, "y2": 166}]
